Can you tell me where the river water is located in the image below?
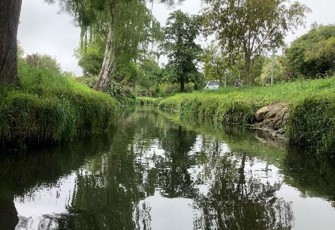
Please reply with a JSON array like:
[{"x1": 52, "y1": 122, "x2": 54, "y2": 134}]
[{"x1": 1, "y1": 107, "x2": 335, "y2": 230}]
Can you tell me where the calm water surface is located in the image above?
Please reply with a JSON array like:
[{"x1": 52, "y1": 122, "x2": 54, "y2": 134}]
[{"x1": 1, "y1": 107, "x2": 335, "y2": 230}]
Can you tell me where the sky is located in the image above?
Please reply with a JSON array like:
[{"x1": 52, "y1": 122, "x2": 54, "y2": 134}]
[{"x1": 18, "y1": 0, "x2": 335, "y2": 76}]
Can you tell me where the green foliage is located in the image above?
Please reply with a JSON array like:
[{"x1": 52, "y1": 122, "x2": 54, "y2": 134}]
[
  {"x1": 135, "y1": 58, "x2": 161, "y2": 97},
  {"x1": 287, "y1": 95, "x2": 335, "y2": 157},
  {"x1": 159, "y1": 82, "x2": 194, "y2": 97},
  {"x1": 75, "y1": 43, "x2": 104, "y2": 76},
  {"x1": 202, "y1": 42, "x2": 227, "y2": 85},
  {"x1": 162, "y1": 10, "x2": 203, "y2": 92},
  {"x1": 24, "y1": 53, "x2": 62, "y2": 75},
  {"x1": 285, "y1": 24, "x2": 335, "y2": 78},
  {"x1": 106, "y1": 81, "x2": 136, "y2": 104},
  {"x1": 203, "y1": 0, "x2": 310, "y2": 83},
  {"x1": 56, "y1": 0, "x2": 165, "y2": 91},
  {"x1": 0, "y1": 61, "x2": 118, "y2": 147},
  {"x1": 255, "y1": 56, "x2": 285, "y2": 85}
]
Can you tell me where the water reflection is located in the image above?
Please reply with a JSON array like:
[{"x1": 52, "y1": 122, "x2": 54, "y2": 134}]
[
  {"x1": 0, "y1": 107, "x2": 334, "y2": 229},
  {"x1": 193, "y1": 152, "x2": 292, "y2": 229},
  {"x1": 284, "y1": 148, "x2": 335, "y2": 201}
]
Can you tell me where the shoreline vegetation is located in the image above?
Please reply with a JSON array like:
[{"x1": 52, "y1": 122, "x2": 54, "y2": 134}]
[
  {"x1": 0, "y1": 63, "x2": 118, "y2": 149},
  {"x1": 2, "y1": 59, "x2": 334, "y2": 159},
  {"x1": 137, "y1": 77, "x2": 335, "y2": 158}
]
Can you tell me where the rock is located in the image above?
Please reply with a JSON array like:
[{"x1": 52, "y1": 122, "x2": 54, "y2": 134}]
[
  {"x1": 255, "y1": 106, "x2": 270, "y2": 122},
  {"x1": 254, "y1": 103, "x2": 290, "y2": 139},
  {"x1": 256, "y1": 103, "x2": 288, "y2": 121}
]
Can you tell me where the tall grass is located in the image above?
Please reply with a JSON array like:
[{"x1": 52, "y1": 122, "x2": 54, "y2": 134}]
[
  {"x1": 0, "y1": 63, "x2": 118, "y2": 147},
  {"x1": 287, "y1": 95, "x2": 335, "y2": 157},
  {"x1": 158, "y1": 77, "x2": 335, "y2": 157}
]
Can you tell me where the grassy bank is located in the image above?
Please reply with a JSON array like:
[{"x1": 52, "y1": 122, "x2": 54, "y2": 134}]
[
  {"x1": 158, "y1": 77, "x2": 335, "y2": 157},
  {"x1": 0, "y1": 64, "x2": 118, "y2": 147}
]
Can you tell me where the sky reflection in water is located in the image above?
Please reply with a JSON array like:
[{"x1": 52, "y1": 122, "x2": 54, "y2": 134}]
[{"x1": 2, "y1": 108, "x2": 334, "y2": 230}]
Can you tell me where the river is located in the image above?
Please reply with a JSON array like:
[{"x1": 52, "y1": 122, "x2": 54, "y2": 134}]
[{"x1": 1, "y1": 107, "x2": 335, "y2": 230}]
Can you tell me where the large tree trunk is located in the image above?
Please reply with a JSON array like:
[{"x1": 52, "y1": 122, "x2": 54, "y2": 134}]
[
  {"x1": 0, "y1": 0, "x2": 22, "y2": 86},
  {"x1": 94, "y1": 21, "x2": 115, "y2": 91}
]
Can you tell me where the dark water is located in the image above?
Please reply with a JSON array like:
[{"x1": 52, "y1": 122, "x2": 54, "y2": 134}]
[{"x1": 1, "y1": 107, "x2": 335, "y2": 230}]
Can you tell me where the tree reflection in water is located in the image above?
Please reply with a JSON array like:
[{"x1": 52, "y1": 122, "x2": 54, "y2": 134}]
[
  {"x1": 1, "y1": 108, "x2": 295, "y2": 229},
  {"x1": 193, "y1": 151, "x2": 293, "y2": 229}
]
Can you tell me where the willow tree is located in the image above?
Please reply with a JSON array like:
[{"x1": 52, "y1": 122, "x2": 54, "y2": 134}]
[
  {"x1": 203, "y1": 0, "x2": 310, "y2": 84},
  {"x1": 93, "y1": 0, "x2": 185, "y2": 91},
  {"x1": 50, "y1": 0, "x2": 184, "y2": 91},
  {"x1": 0, "y1": 0, "x2": 22, "y2": 86}
]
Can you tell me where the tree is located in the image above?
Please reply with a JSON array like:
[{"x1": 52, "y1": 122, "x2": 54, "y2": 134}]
[
  {"x1": 135, "y1": 58, "x2": 162, "y2": 96},
  {"x1": 194, "y1": 153, "x2": 293, "y2": 229},
  {"x1": 162, "y1": 10, "x2": 202, "y2": 92},
  {"x1": 25, "y1": 53, "x2": 62, "y2": 74},
  {"x1": 203, "y1": 0, "x2": 310, "y2": 84},
  {"x1": 0, "y1": 0, "x2": 22, "y2": 86},
  {"x1": 202, "y1": 42, "x2": 227, "y2": 86},
  {"x1": 285, "y1": 24, "x2": 335, "y2": 78},
  {"x1": 49, "y1": 0, "x2": 184, "y2": 92}
]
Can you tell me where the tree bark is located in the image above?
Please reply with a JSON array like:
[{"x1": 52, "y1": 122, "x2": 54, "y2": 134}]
[
  {"x1": 0, "y1": 0, "x2": 22, "y2": 86},
  {"x1": 94, "y1": 21, "x2": 115, "y2": 91},
  {"x1": 244, "y1": 54, "x2": 252, "y2": 85}
]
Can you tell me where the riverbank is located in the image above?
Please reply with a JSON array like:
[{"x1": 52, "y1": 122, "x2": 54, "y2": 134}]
[
  {"x1": 153, "y1": 77, "x2": 335, "y2": 157},
  {"x1": 0, "y1": 64, "x2": 118, "y2": 148}
]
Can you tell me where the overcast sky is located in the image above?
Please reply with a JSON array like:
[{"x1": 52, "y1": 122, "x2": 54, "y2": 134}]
[{"x1": 18, "y1": 0, "x2": 335, "y2": 76}]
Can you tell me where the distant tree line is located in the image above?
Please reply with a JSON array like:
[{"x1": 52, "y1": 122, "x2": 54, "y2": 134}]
[{"x1": 2, "y1": 0, "x2": 335, "y2": 97}]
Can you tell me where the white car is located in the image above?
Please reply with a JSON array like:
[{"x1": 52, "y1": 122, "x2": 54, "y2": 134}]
[{"x1": 205, "y1": 81, "x2": 220, "y2": 90}]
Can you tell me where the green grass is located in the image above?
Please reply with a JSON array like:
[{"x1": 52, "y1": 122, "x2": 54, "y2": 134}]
[
  {"x1": 158, "y1": 77, "x2": 335, "y2": 157},
  {"x1": 0, "y1": 63, "x2": 118, "y2": 147}
]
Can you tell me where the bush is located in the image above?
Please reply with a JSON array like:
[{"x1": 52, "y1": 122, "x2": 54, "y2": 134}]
[{"x1": 285, "y1": 24, "x2": 335, "y2": 78}]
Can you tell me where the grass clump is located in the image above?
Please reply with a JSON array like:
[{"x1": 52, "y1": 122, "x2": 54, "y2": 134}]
[
  {"x1": 0, "y1": 63, "x2": 118, "y2": 147},
  {"x1": 287, "y1": 95, "x2": 335, "y2": 157}
]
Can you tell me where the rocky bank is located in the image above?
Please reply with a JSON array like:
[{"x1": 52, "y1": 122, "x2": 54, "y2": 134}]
[{"x1": 253, "y1": 103, "x2": 290, "y2": 140}]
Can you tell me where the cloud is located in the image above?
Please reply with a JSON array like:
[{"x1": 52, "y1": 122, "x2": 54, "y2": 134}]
[{"x1": 18, "y1": 0, "x2": 82, "y2": 75}]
